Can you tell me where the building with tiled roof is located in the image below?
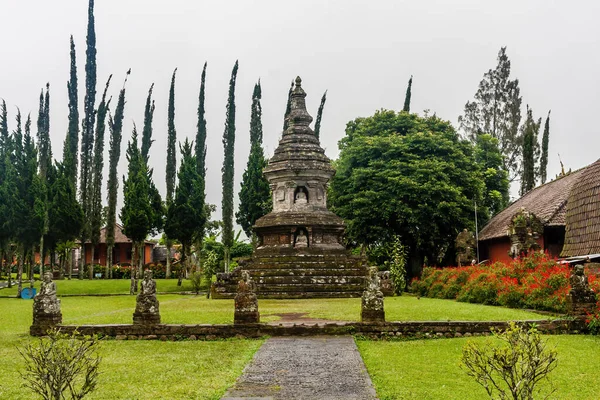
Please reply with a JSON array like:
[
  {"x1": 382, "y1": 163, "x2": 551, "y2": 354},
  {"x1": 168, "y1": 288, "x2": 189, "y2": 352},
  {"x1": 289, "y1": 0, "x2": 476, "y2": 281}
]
[
  {"x1": 478, "y1": 166, "x2": 588, "y2": 263},
  {"x1": 82, "y1": 224, "x2": 155, "y2": 266}
]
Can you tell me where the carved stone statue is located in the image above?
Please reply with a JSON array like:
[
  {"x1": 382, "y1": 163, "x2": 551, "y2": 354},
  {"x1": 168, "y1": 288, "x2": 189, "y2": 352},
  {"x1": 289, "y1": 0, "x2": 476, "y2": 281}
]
[
  {"x1": 361, "y1": 267, "x2": 385, "y2": 322},
  {"x1": 234, "y1": 270, "x2": 260, "y2": 324},
  {"x1": 133, "y1": 270, "x2": 161, "y2": 325},
  {"x1": 295, "y1": 230, "x2": 308, "y2": 248},
  {"x1": 568, "y1": 264, "x2": 596, "y2": 319},
  {"x1": 32, "y1": 272, "x2": 62, "y2": 329},
  {"x1": 295, "y1": 188, "x2": 308, "y2": 204}
]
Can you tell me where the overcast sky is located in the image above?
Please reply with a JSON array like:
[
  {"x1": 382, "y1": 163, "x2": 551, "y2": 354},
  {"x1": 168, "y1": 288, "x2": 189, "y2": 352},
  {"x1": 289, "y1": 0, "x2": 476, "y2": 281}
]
[{"x1": 1, "y1": 0, "x2": 599, "y2": 230}]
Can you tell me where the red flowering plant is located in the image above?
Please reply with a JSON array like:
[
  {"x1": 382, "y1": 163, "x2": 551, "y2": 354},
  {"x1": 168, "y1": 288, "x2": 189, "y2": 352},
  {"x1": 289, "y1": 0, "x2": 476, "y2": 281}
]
[{"x1": 410, "y1": 253, "x2": 571, "y2": 313}]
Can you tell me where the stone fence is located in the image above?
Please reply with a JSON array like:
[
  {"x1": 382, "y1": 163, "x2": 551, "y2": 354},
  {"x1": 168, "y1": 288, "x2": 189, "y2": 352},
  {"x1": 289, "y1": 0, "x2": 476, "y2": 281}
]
[{"x1": 31, "y1": 318, "x2": 576, "y2": 339}]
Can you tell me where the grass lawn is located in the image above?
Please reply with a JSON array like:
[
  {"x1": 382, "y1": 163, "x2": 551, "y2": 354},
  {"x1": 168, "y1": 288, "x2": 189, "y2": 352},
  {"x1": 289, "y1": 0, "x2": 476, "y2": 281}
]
[
  {"x1": 0, "y1": 298, "x2": 263, "y2": 400},
  {"x1": 357, "y1": 335, "x2": 600, "y2": 400}
]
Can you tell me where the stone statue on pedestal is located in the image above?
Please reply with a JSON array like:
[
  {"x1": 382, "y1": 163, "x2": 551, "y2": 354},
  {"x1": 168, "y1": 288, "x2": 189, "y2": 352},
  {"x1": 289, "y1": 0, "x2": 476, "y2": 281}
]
[
  {"x1": 568, "y1": 264, "x2": 596, "y2": 319},
  {"x1": 32, "y1": 272, "x2": 63, "y2": 329},
  {"x1": 133, "y1": 270, "x2": 161, "y2": 325},
  {"x1": 234, "y1": 270, "x2": 260, "y2": 324},
  {"x1": 361, "y1": 267, "x2": 385, "y2": 322}
]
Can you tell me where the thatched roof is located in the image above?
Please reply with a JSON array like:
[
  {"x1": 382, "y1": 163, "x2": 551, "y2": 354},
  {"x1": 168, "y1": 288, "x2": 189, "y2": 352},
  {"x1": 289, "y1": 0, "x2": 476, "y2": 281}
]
[
  {"x1": 561, "y1": 159, "x2": 600, "y2": 257},
  {"x1": 478, "y1": 168, "x2": 586, "y2": 241}
]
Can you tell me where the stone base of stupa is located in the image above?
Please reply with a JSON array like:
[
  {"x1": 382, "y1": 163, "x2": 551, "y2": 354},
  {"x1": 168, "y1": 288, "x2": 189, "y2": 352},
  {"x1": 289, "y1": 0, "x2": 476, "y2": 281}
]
[{"x1": 211, "y1": 248, "x2": 368, "y2": 299}]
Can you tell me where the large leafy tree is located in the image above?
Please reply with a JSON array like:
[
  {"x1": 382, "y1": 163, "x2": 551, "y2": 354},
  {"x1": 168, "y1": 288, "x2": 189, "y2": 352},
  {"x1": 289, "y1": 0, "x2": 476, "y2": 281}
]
[
  {"x1": 165, "y1": 139, "x2": 206, "y2": 284},
  {"x1": 0, "y1": 107, "x2": 14, "y2": 286},
  {"x1": 88, "y1": 76, "x2": 112, "y2": 279},
  {"x1": 236, "y1": 81, "x2": 271, "y2": 238},
  {"x1": 221, "y1": 61, "x2": 238, "y2": 271},
  {"x1": 474, "y1": 134, "x2": 509, "y2": 221},
  {"x1": 459, "y1": 47, "x2": 522, "y2": 182},
  {"x1": 330, "y1": 111, "x2": 485, "y2": 278},
  {"x1": 79, "y1": 0, "x2": 98, "y2": 279},
  {"x1": 120, "y1": 127, "x2": 151, "y2": 294},
  {"x1": 520, "y1": 106, "x2": 541, "y2": 196},
  {"x1": 105, "y1": 70, "x2": 129, "y2": 278}
]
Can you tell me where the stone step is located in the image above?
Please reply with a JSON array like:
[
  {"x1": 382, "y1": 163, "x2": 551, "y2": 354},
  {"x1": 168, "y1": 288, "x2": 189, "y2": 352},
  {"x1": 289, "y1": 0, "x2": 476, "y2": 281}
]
[
  {"x1": 251, "y1": 255, "x2": 366, "y2": 263},
  {"x1": 248, "y1": 268, "x2": 367, "y2": 277},
  {"x1": 239, "y1": 261, "x2": 365, "y2": 269},
  {"x1": 214, "y1": 291, "x2": 364, "y2": 299},
  {"x1": 255, "y1": 275, "x2": 365, "y2": 285},
  {"x1": 255, "y1": 283, "x2": 365, "y2": 292}
]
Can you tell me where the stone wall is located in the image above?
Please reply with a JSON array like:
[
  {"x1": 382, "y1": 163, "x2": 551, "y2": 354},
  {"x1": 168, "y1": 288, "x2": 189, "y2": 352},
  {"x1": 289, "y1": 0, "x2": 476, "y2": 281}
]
[{"x1": 32, "y1": 319, "x2": 574, "y2": 339}]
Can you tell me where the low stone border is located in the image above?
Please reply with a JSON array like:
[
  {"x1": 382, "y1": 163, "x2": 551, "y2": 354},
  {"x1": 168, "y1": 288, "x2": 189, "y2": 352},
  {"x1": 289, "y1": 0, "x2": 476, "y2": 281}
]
[{"x1": 31, "y1": 319, "x2": 577, "y2": 339}]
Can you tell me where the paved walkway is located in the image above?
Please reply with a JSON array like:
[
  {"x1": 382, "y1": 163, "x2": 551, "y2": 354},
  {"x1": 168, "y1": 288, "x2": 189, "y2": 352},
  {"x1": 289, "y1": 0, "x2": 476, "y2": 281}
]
[{"x1": 221, "y1": 336, "x2": 378, "y2": 400}]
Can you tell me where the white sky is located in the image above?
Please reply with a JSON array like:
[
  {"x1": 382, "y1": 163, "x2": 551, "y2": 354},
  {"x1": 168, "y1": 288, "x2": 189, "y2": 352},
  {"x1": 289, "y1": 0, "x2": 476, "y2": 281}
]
[{"x1": 1, "y1": 0, "x2": 599, "y2": 228}]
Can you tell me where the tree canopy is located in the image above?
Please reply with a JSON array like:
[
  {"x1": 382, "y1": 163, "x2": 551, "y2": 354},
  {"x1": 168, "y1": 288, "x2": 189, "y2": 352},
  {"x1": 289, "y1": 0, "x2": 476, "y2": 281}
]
[{"x1": 330, "y1": 110, "x2": 485, "y2": 276}]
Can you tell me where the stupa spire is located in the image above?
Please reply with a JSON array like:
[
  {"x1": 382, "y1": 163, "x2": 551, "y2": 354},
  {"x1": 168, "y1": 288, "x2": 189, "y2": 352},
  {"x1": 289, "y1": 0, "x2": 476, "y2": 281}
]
[{"x1": 285, "y1": 76, "x2": 313, "y2": 135}]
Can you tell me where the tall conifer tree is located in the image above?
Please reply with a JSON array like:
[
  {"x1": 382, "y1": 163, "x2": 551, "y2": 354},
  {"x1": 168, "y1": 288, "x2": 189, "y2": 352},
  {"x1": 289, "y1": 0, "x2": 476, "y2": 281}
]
[
  {"x1": 540, "y1": 110, "x2": 551, "y2": 184},
  {"x1": 195, "y1": 62, "x2": 207, "y2": 177},
  {"x1": 37, "y1": 84, "x2": 51, "y2": 273},
  {"x1": 89, "y1": 76, "x2": 112, "y2": 279},
  {"x1": 79, "y1": 0, "x2": 98, "y2": 279},
  {"x1": 165, "y1": 139, "x2": 206, "y2": 285},
  {"x1": 166, "y1": 69, "x2": 177, "y2": 203},
  {"x1": 64, "y1": 35, "x2": 79, "y2": 188},
  {"x1": 237, "y1": 81, "x2": 271, "y2": 238},
  {"x1": 314, "y1": 90, "x2": 327, "y2": 140},
  {"x1": 221, "y1": 60, "x2": 238, "y2": 271},
  {"x1": 105, "y1": 70, "x2": 129, "y2": 278},
  {"x1": 165, "y1": 69, "x2": 178, "y2": 279},
  {"x1": 520, "y1": 106, "x2": 541, "y2": 195},
  {"x1": 141, "y1": 84, "x2": 155, "y2": 162},
  {"x1": 121, "y1": 126, "x2": 151, "y2": 294},
  {"x1": 403, "y1": 75, "x2": 413, "y2": 112},
  {"x1": 282, "y1": 80, "x2": 294, "y2": 132}
]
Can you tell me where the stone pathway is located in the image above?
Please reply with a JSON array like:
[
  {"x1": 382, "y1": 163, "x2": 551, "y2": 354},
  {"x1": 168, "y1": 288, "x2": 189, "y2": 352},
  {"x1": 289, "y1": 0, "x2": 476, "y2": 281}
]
[{"x1": 221, "y1": 336, "x2": 378, "y2": 400}]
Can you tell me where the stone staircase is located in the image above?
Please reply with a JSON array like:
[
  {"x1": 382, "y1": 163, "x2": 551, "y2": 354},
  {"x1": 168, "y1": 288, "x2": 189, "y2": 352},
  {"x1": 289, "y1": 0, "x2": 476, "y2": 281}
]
[{"x1": 211, "y1": 253, "x2": 368, "y2": 299}]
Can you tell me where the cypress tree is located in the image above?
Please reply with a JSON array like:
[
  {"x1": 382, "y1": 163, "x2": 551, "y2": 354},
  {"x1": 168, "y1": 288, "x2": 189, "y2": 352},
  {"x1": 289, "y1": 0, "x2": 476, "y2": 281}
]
[
  {"x1": 236, "y1": 81, "x2": 271, "y2": 238},
  {"x1": 140, "y1": 84, "x2": 155, "y2": 162},
  {"x1": 221, "y1": 60, "x2": 238, "y2": 271},
  {"x1": 282, "y1": 80, "x2": 293, "y2": 132},
  {"x1": 195, "y1": 62, "x2": 207, "y2": 177},
  {"x1": 520, "y1": 106, "x2": 541, "y2": 195},
  {"x1": 105, "y1": 70, "x2": 129, "y2": 278},
  {"x1": 80, "y1": 0, "x2": 98, "y2": 279},
  {"x1": 540, "y1": 110, "x2": 551, "y2": 184},
  {"x1": 89, "y1": 76, "x2": 112, "y2": 279},
  {"x1": 37, "y1": 84, "x2": 51, "y2": 274},
  {"x1": 403, "y1": 75, "x2": 413, "y2": 112},
  {"x1": 166, "y1": 69, "x2": 177, "y2": 204},
  {"x1": 64, "y1": 35, "x2": 79, "y2": 188},
  {"x1": 0, "y1": 103, "x2": 11, "y2": 286},
  {"x1": 314, "y1": 90, "x2": 327, "y2": 140},
  {"x1": 121, "y1": 126, "x2": 151, "y2": 294},
  {"x1": 165, "y1": 68, "x2": 178, "y2": 279},
  {"x1": 164, "y1": 139, "x2": 206, "y2": 285}
]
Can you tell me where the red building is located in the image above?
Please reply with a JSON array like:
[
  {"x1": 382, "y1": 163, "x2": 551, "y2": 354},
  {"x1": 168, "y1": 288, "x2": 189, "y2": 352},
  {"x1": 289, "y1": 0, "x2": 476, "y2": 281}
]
[
  {"x1": 478, "y1": 167, "x2": 587, "y2": 264},
  {"x1": 82, "y1": 224, "x2": 155, "y2": 266}
]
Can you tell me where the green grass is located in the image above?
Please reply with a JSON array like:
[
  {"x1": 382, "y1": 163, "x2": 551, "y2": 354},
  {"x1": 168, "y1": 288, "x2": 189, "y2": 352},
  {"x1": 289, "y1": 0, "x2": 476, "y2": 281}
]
[
  {"x1": 357, "y1": 335, "x2": 600, "y2": 400},
  {"x1": 0, "y1": 298, "x2": 263, "y2": 400},
  {"x1": 0, "y1": 278, "x2": 201, "y2": 296}
]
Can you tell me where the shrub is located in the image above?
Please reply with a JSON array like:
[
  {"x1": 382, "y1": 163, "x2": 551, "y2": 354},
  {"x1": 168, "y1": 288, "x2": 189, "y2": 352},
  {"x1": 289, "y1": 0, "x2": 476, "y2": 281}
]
[
  {"x1": 587, "y1": 301, "x2": 600, "y2": 335},
  {"x1": 411, "y1": 253, "x2": 571, "y2": 313},
  {"x1": 461, "y1": 322, "x2": 558, "y2": 400},
  {"x1": 17, "y1": 329, "x2": 102, "y2": 400}
]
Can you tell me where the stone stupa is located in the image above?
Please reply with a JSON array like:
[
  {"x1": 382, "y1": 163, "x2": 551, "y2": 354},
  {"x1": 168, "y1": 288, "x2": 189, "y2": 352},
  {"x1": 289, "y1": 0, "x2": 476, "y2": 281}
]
[{"x1": 212, "y1": 77, "x2": 368, "y2": 299}]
